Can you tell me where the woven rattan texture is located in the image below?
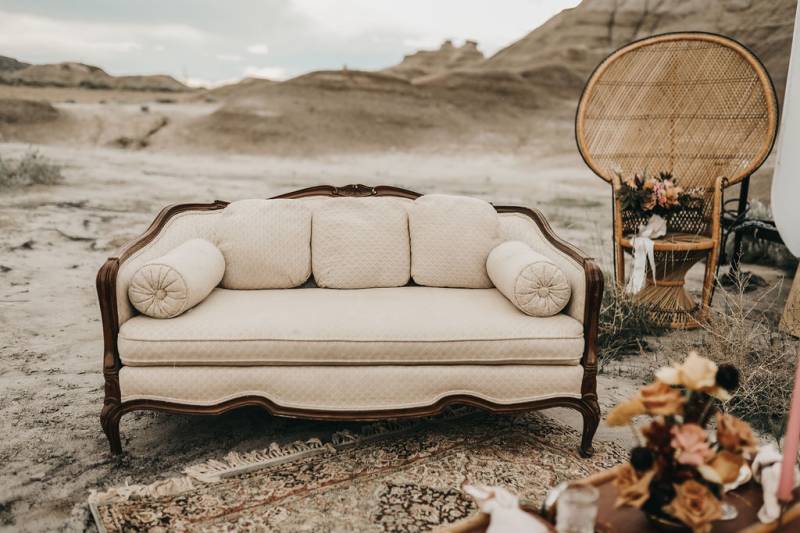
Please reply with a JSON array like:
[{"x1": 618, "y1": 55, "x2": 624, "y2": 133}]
[{"x1": 577, "y1": 34, "x2": 777, "y2": 189}]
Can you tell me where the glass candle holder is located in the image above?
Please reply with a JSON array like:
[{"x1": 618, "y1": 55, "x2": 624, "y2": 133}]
[{"x1": 555, "y1": 483, "x2": 599, "y2": 533}]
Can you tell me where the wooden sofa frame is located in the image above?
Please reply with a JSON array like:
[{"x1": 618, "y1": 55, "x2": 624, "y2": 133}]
[{"x1": 98, "y1": 184, "x2": 604, "y2": 456}]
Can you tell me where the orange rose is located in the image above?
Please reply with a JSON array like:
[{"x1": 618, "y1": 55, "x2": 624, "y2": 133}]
[
  {"x1": 716, "y1": 413, "x2": 758, "y2": 457},
  {"x1": 637, "y1": 381, "x2": 686, "y2": 416},
  {"x1": 664, "y1": 480, "x2": 722, "y2": 533},
  {"x1": 698, "y1": 451, "x2": 744, "y2": 485},
  {"x1": 614, "y1": 463, "x2": 655, "y2": 509},
  {"x1": 606, "y1": 398, "x2": 646, "y2": 427}
]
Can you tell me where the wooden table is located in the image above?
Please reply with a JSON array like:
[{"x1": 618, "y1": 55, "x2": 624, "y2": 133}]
[{"x1": 442, "y1": 472, "x2": 800, "y2": 532}]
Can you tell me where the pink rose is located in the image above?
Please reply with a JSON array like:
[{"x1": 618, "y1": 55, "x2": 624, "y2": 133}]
[{"x1": 671, "y1": 424, "x2": 713, "y2": 466}]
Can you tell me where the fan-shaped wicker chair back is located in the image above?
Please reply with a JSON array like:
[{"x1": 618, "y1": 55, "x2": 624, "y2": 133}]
[
  {"x1": 575, "y1": 32, "x2": 778, "y2": 328},
  {"x1": 576, "y1": 32, "x2": 778, "y2": 191}
]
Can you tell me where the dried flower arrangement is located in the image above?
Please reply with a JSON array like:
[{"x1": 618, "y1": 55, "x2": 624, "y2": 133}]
[
  {"x1": 616, "y1": 171, "x2": 702, "y2": 218},
  {"x1": 607, "y1": 352, "x2": 756, "y2": 532}
]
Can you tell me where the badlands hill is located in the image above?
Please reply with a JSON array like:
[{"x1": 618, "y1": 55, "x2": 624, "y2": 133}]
[
  {"x1": 0, "y1": 54, "x2": 30, "y2": 73},
  {"x1": 0, "y1": 61, "x2": 190, "y2": 92},
  {"x1": 383, "y1": 40, "x2": 485, "y2": 80},
  {"x1": 477, "y1": 0, "x2": 796, "y2": 101},
  {"x1": 189, "y1": 0, "x2": 795, "y2": 154},
  {"x1": 0, "y1": 0, "x2": 795, "y2": 155}
]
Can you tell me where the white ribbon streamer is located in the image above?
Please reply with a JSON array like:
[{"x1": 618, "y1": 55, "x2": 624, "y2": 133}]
[
  {"x1": 626, "y1": 214, "x2": 666, "y2": 294},
  {"x1": 753, "y1": 444, "x2": 800, "y2": 523},
  {"x1": 462, "y1": 484, "x2": 548, "y2": 533}
]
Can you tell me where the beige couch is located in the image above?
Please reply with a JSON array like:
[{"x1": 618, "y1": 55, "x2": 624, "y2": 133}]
[{"x1": 98, "y1": 184, "x2": 603, "y2": 456}]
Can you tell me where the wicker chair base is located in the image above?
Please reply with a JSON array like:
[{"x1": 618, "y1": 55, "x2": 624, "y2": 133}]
[{"x1": 630, "y1": 248, "x2": 708, "y2": 329}]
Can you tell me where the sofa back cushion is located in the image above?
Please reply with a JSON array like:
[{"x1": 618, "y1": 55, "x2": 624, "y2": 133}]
[
  {"x1": 312, "y1": 197, "x2": 410, "y2": 288},
  {"x1": 214, "y1": 199, "x2": 312, "y2": 289},
  {"x1": 408, "y1": 194, "x2": 501, "y2": 288}
]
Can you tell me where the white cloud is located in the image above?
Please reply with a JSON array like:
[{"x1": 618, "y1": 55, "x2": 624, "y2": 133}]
[
  {"x1": 288, "y1": 0, "x2": 580, "y2": 55},
  {"x1": 243, "y1": 65, "x2": 289, "y2": 80},
  {"x1": 246, "y1": 43, "x2": 270, "y2": 55},
  {"x1": 0, "y1": 10, "x2": 207, "y2": 64},
  {"x1": 185, "y1": 76, "x2": 241, "y2": 89},
  {"x1": 216, "y1": 53, "x2": 243, "y2": 62}
]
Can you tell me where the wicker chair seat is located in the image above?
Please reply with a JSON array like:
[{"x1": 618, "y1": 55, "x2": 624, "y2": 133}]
[{"x1": 620, "y1": 233, "x2": 715, "y2": 252}]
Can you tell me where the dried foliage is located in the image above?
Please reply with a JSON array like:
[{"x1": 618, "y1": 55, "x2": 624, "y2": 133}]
[
  {"x1": 598, "y1": 279, "x2": 666, "y2": 368},
  {"x1": 680, "y1": 272, "x2": 799, "y2": 441},
  {"x1": 0, "y1": 149, "x2": 63, "y2": 188}
]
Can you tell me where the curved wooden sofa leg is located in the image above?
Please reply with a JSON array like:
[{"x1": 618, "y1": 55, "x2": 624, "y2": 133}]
[
  {"x1": 578, "y1": 396, "x2": 601, "y2": 457},
  {"x1": 100, "y1": 403, "x2": 123, "y2": 455}
]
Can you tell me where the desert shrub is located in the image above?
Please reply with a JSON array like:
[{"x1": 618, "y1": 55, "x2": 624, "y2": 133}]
[
  {"x1": 598, "y1": 277, "x2": 666, "y2": 368},
  {"x1": 0, "y1": 149, "x2": 63, "y2": 188},
  {"x1": 680, "y1": 272, "x2": 799, "y2": 441}
]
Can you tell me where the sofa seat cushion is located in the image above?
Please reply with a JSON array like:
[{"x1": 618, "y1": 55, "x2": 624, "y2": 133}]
[{"x1": 118, "y1": 287, "x2": 584, "y2": 366}]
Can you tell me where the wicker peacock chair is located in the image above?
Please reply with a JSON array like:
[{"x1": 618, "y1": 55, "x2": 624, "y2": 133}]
[{"x1": 576, "y1": 32, "x2": 778, "y2": 328}]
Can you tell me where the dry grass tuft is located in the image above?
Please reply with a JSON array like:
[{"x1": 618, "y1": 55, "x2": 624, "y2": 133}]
[
  {"x1": 598, "y1": 278, "x2": 666, "y2": 369},
  {"x1": 680, "y1": 271, "x2": 799, "y2": 441},
  {"x1": 0, "y1": 149, "x2": 63, "y2": 188}
]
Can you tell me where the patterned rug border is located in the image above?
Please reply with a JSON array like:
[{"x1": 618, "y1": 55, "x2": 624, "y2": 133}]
[{"x1": 88, "y1": 407, "x2": 477, "y2": 532}]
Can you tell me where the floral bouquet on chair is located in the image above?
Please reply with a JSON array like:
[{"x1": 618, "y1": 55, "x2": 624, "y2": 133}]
[
  {"x1": 607, "y1": 352, "x2": 757, "y2": 533},
  {"x1": 616, "y1": 171, "x2": 701, "y2": 218}
]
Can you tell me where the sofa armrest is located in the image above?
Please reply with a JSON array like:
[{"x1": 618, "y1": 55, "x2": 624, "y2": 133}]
[
  {"x1": 96, "y1": 202, "x2": 228, "y2": 375},
  {"x1": 495, "y1": 206, "x2": 604, "y2": 370}
]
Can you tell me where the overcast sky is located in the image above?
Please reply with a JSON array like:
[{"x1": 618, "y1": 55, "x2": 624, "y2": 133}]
[{"x1": 0, "y1": 0, "x2": 579, "y2": 86}]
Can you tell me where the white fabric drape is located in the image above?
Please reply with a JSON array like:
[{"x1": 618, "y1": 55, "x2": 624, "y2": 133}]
[{"x1": 626, "y1": 214, "x2": 667, "y2": 294}]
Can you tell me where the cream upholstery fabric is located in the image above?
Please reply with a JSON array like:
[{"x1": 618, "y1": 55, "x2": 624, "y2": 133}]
[
  {"x1": 487, "y1": 241, "x2": 571, "y2": 317},
  {"x1": 214, "y1": 199, "x2": 312, "y2": 289},
  {"x1": 312, "y1": 198, "x2": 410, "y2": 288},
  {"x1": 128, "y1": 239, "x2": 225, "y2": 319},
  {"x1": 499, "y1": 213, "x2": 586, "y2": 323},
  {"x1": 112, "y1": 201, "x2": 589, "y2": 327},
  {"x1": 298, "y1": 196, "x2": 414, "y2": 213},
  {"x1": 116, "y1": 210, "x2": 222, "y2": 325},
  {"x1": 409, "y1": 194, "x2": 501, "y2": 288},
  {"x1": 119, "y1": 364, "x2": 584, "y2": 408},
  {"x1": 118, "y1": 287, "x2": 584, "y2": 366}
]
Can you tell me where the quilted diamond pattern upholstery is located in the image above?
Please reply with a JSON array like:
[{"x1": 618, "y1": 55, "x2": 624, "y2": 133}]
[
  {"x1": 214, "y1": 199, "x2": 312, "y2": 289},
  {"x1": 498, "y1": 213, "x2": 586, "y2": 323},
  {"x1": 116, "y1": 210, "x2": 222, "y2": 325},
  {"x1": 118, "y1": 287, "x2": 584, "y2": 366},
  {"x1": 118, "y1": 364, "x2": 584, "y2": 409},
  {"x1": 409, "y1": 194, "x2": 502, "y2": 288},
  {"x1": 487, "y1": 240, "x2": 571, "y2": 317},
  {"x1": 128, "y1": 238, "x2": 225, "y2": 318},
  {"x1": 312, "y1": 198, "x2": 410, "y2": 288}
]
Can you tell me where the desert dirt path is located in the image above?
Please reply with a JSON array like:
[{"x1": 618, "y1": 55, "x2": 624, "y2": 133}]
[{"x1": 0, "y1": 141, "x2": 634, "y2": 531}]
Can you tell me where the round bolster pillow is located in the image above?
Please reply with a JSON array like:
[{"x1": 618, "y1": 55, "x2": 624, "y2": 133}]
[
  {"x1": 128, "y1": 238, "x2": 225, "y2": 319},
  {"x1": 486, "y1": 240, "x2": 571, "y2": 317}
]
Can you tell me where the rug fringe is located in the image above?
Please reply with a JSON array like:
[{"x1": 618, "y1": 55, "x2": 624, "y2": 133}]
[
  {"x1": 88, "y1": 476, "x2": 195, "y2": 506},
  {"x1": 184, "y1": 438, "x2": 334, "y2": 483}
]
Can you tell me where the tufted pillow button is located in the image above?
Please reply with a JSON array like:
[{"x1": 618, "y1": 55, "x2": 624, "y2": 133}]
[{"x1": 537, "y1": 288, "x2": 549, "y2": 298}]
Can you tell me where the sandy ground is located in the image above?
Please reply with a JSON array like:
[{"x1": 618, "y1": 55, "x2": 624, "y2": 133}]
[{"x1": 0, "y1": 139, "x2": 792, "y2": 531}]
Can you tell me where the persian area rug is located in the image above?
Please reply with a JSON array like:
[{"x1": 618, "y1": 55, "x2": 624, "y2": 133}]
[{"x1": 89, "y1": 410, "x2": 626, "y2": 532}]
